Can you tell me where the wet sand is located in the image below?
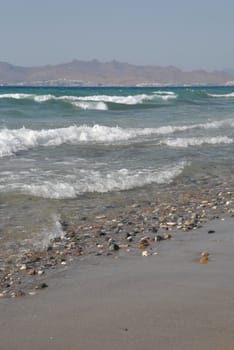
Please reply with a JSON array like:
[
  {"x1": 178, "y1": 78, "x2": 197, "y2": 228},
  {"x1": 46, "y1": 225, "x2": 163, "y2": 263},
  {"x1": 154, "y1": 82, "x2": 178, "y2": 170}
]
[{"x1": 0, "y1": 217, "x2": 234, "y2": 350}]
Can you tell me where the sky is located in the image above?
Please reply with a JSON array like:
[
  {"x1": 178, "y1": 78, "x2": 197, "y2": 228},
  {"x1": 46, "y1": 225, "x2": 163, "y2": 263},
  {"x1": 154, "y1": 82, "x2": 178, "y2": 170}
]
[{"x1": 1, "y1": 0, "x2": 234, "y2": 71}]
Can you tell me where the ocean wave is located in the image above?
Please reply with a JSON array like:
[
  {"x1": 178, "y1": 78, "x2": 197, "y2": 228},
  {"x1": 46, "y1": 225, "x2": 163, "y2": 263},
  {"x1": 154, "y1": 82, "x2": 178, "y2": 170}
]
[
  {"x1": 0, "y1": 120, "x2": 233, "y2": 157},
  {"x1": 153, "y1": 91, "x2": 177, "y2": 100},
  {"x1": 5, "y1": 162, "x2": 187, "y2": 199},
  {"x1": 207, "y1": 92, "x2": 234, "y2": 98},
  {"x1": 0, "y1": 91, "x2": 177, "y2": 105},
  {"x1": 0, "y1": 93, "x2": 34, "y2": 100},
  {"x1": 0, "y1": 125, "x2": 153, "y2": 157},
  {"x1": 71, "y1": 101, "x2": 108, "y2": 110},
  {"x1": 161, "y1": 136, "x2": 233, "y2": 148}
]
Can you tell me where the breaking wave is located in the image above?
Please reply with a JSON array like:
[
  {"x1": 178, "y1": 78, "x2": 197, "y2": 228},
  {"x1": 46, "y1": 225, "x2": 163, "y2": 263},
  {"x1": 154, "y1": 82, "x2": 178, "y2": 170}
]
[
  {"x1": 0, "y1": 119, "x2": 233, "y2": 157},
  {"x1": 207, "y1": 92, "x2": 234, "y2": 98},
  {"x1": 161, "y1": 136, "x2": 233, "y2": 148},
  {"x1": 3, "y1": 162, "x2": 187, "y2": 199},
  {"x1": 0, "y1": 91, "x2": 177, "y2": 105}
]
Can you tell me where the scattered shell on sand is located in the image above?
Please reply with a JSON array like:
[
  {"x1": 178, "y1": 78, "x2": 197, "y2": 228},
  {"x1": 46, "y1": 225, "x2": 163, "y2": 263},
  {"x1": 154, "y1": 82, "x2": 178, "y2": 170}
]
[
  {"x1": 163, "y1": 233, "x2": 172, "y2": 240},
  {"x1": 200, "y1": 256, "x2": 209, "y2": 264},
  {"x1": 201, "y1": 251, "x2": 209, "y2": 258},
  {"x1": 142, "y1": 251, "x2": 149, "y2": 257}
]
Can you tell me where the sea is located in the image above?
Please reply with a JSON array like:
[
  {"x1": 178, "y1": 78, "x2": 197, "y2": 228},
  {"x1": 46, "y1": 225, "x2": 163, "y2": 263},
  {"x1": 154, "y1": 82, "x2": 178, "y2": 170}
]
[{"x1": 0, "y1": 86, "x2": 233, "y2": 265}]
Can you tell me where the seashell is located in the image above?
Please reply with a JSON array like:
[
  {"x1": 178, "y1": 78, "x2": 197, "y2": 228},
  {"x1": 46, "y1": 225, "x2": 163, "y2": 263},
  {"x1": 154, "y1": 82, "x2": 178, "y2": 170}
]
[
  {"x1": 28, "y1": 291, "x2": 37, "y2": 296},
  {"x1": 200, "y1": 256, "x2": 208, "y2": 264},
  {"x1": 163, "y1": 233, "x2": 171, "y2": 240},
  {"x1": 201, "y1": 251, "x2": 209, "y2": 257},
  {"x1": 20, "y1": 264, "x2": 27, "y2": 271},
  {"x1": 139, "y1": 237, "x2": 150, "y2": 247},
  {"x1": 96, "y1": 215, "x2": 106, "y2": 220},
  {"x1": 142, "y1": 251, "x2": 149, "y2": 257},
  {"x1": 166, "y1": 222, "x2": 176, "y2": 226},
  {"x1": 28, "y1": 268, "x2": 36, "y2": 276}
]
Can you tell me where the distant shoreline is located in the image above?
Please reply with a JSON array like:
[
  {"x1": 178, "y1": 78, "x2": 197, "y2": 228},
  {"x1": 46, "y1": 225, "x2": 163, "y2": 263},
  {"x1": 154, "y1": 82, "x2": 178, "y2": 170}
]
[
  {"x1": 1, "y1": 83, "x2": 234, "y2": 88},
  {"x1": 1, "y1": 59, "x2": 234, "y2": 87}
]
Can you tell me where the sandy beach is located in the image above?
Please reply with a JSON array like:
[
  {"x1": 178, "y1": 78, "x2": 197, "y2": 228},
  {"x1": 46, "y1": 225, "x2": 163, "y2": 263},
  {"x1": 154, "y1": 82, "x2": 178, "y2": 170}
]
[{"x1": 0, "y1": 216, "x2": 233, "y2": 350}]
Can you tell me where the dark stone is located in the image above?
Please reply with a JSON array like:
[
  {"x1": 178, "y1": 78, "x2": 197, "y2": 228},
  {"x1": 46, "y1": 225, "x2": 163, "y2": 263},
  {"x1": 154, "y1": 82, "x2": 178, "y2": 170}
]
[
  {"x1": 99, "y1": 229, "x2": 106, "y2": 236},
  {"x1": 35, "y1": 282, "x2": 48, "y2": 290},
  {"x1": 109, "y1": 243, "x2": 120, "y2": 251},
  {"x1": 59, "y1": 220, "x2": 69, "y2": 231},
  {"x1": 208, "y1": 230, "x2": 215, "y2": 234},
  {"x1": 155, "y1": 235, "x2": 163, "y2": 241}
]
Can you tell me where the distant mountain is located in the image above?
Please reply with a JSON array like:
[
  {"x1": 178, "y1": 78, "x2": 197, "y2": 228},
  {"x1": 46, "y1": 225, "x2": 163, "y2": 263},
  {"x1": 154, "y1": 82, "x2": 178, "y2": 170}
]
[
  {"x1": 223, "y1": 68, "x2": 234, "y2": 75},
  {"x1": 0, "y1": 60, "x2": 234, "y2": 86}
]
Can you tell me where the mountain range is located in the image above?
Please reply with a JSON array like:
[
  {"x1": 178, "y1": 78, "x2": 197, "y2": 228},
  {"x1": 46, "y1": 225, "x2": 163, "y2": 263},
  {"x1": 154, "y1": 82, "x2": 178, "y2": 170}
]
[{"x1": 0, "y1": 59, "x2": 234, "y2": 86}]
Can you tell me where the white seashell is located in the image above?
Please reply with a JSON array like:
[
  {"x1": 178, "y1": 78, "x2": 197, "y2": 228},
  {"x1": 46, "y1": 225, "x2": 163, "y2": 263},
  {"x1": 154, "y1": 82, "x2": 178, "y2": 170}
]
[{"x1": 142, "y1": 250, "x2": 149, "y2": 257}]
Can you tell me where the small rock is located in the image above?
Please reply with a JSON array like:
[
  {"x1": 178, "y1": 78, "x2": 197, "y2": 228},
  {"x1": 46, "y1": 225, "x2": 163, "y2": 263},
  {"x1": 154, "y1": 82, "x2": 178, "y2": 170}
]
[
  {"x1": 163, "y1": 233, "x2": 171, "y2": 240},
  {"x1": 28, "y1": 268, "x2": 36, "y2": 276},
  {"x1": 109, "y1": 243, "x2": 120, "y2": 251},
  {"x1": 35, "y1": 282, "x2": 48, "y2": 290},
  {"x1": 208, "y1": 230, "x2": 215, "y2": 234},
  {"x1": 11, "y1": 290, "x2": 25, "y2": 298},
  {"x1": 97, "y1": 244, "x2": 104, "y2": 249},
  {"x1": 155, "y1": 235, "x2": 163, "y2": 242},
  {"x1": 75, "y1": 247, "x2": 83, "y2": 255}
]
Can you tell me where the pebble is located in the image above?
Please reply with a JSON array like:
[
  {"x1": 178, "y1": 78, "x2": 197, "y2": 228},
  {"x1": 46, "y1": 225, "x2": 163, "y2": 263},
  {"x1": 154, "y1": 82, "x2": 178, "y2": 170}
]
[
  {"x1": 163, "y1": 233, "x2": 172, "y2": 240},
  {"x1": 155, "y1": 235, "x2": 163, "y2": 242},
  {"x1": 35, "y1": 282, "x2": 48, "y2": 290},
  {"x1": 109, "y1": 243, "x2": 120, "y2": 251},
  {"x1": 0, "y1": 183, "x2": 233, "y2": 298},
  {"x1": 208, "y1": 230, "x2": 215, "y2": 234},
  {"x1": 11, "y1": 290, "x2": 25, "y2": 298}
]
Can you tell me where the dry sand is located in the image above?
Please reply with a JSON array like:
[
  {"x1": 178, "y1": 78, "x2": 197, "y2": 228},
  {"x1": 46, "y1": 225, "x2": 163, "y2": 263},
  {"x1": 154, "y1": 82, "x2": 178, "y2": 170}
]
[{"x1": 0, "y1": 217, "x2": 234, "y2": 350}]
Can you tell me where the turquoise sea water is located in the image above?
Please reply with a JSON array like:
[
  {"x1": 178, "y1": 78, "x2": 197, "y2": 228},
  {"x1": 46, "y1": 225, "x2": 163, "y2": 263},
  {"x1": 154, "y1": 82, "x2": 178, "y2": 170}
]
[{"x1": 0, "y1": 86, "x2": 233, "y2": 261}]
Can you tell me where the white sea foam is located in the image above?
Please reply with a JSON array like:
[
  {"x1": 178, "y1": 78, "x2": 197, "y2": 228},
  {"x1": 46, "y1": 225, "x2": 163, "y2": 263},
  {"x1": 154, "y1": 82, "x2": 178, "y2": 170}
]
[
  {"x1": 207, "y1": 92, "x2": 234, "y2": 98},
  {"x1": 71, "y1": 101, "x2": 108, "y2": 110},
  {"x1": 0, "y1": 92, "x2": 177, "y2": 105},
  {"x1": 162, "y1": 136, "x2": 233, "y2": 148},
  {"x1": 153, "y1": 91, "x2": 177, "y2": 100},
  {"x1": 0, "y1": 93, "x2": 33, "y2": 99},
  {"x1": 10, "y1": 162, "x2": 187, "y2": 199},
  {"x1": 0, "y1": 120, "x2": 233, "y2": 157}
]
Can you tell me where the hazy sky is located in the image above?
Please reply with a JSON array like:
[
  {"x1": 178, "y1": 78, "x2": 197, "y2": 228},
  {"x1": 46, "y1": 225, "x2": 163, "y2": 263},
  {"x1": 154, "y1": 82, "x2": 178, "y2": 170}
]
[{"x1": 1, "y1": 0, "x2": 234, "y2": 70}]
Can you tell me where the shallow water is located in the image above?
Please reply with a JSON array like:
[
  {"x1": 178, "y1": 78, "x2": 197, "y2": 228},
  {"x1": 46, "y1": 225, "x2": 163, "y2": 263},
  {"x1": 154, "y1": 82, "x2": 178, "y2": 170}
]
[{"x1": 0, "y1": 86, "x2": 233, "y2": 262}]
